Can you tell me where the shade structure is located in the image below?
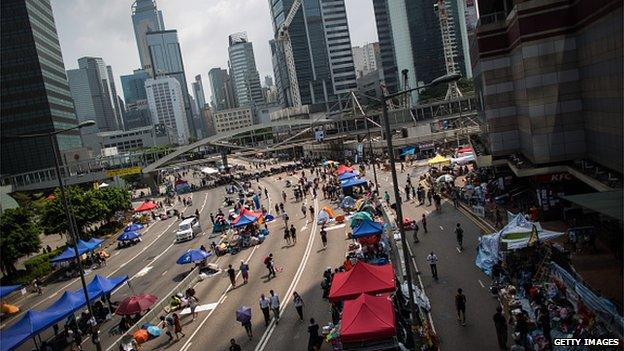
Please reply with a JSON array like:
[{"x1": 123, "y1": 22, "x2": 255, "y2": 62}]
[
  {"x1": 50, "y1": 238, "x2": 104, "y2": 263},
  {"x1": 239, "y1": 208, "x2": 263, "y2": 219},
  {"x1": 341, "y1": 177, "x2": 368, "y2": 189},
  {"x1": 317, "y1": 210, "x2": 331, "y2": 224},
  {"x1": 427, "y1": 154, "x2": 451, "y2": 166},
  {"x1": 340, "y1": 294, "x2": 396, "y2": 343},
  {"x1": 124, "y1": 223, "x2": 144, "y2": 232},
  {"x1": 329, "y1": 262, "x2": 395, "y2": 302},
  {"x1": 177, "y1": 249, "x2": 211, "y2": 265},
  {"x1": 200, "y1": 166, "x2": 219, "y2": 175},
  {"x1": 352, "y1": 220, "x2": 384, "y2": 238},
  {"x1": 0, "y1": 285, "x2": 21, "y2": 299},
  {"x1": 236, "y1": 306, "x2": 252, "y2": 323},
  {"x1": 87, "y1": 275, "x2": 128, "y2": 296},
  {"x1": 117, "y1": 231, "x2": 141, "y2": 241},
  {"x1": 232, "y1": 214, "x2": 257, "y2": 228},
  {"x1": 336, "y1": 165, "x2": 354, "y2": 175},
  {"x1": 350, "y1": 212, "x2": 374, "y2": 228},
  {"x1": 338, "y1": 172, "x2": 358, "y2": 181},
  {"x1": 134, "y1": 201, "x2": 157, "y2": 212},
  {"x1": 115, "y1": 294, "x2": 158, "y2": 315}
]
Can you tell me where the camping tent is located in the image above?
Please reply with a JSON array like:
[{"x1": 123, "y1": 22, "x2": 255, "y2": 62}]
[
  {"x1": 340, "y1": 196, "x2": 356, "y2": 209},
  {"x1": 339, "y1": 172, "x2": 358, "y2": 181},
  {"x1": 340, "y1": 294, "x2": 396, "y2": 343},
  {"x1": 50, "y1": 239, "x2": 104, "y2": 263},
  {"x1": 321, "y1": 207, "x2": 335, "y2": 218},
  {"x1": 427, "y1": 154, "x2": 451, "y2": 166},
  {"x1": 475, "y1": 213, "x2": 565, "y2": 275},
  {"x1": 336, "y1": 165, "x2": 354, "y2": 175},
  {"x1": 340, "y1": 177, "x2": 368, "y2": 189},
  {"x1": 352, "y1": 220, "x2": 383, "y2": 238},
  {"x1": 134, "y1": 201, "x2": 157, "y2": 212},
  {"x1": 329, "y1": 262, "x2": 395, "y2": 302},
  {"x1": 317, "y1": 210, "x2": 331, "y2": 224},
  {"x1": 350, "y1": 211, "x2": 373, "y2": 228}
]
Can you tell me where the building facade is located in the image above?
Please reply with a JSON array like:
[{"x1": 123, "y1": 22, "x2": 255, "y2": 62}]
[
  {"x1": 123, "y1": 100, "x2": 153, "y2": 130},
  {"x1": 352, "y1": 43, "x2": 380, "y2": 78},
  {"x1": 213, "y1": 107, "x2": 253, "y2": 133},
  {"x1": 192, "y1": 74, "x2": 207, "y2": 112},
  {"x1": 131, "y1": 0, "x2": 165, "y2": 74},
  {"x1": 201, "y1": 106, "x2": 216, "y2": 137},
  {"x1": 208, "y1": 67, "x2": 237, "y2": 111},
  {"x1": 473, "y1": 0, "x2": 623, "y2": 172},
  {"x1": 228, "y1": 32, "x2": 265, "y2": 109},
  {"x1": 121, "y1": 69, "x2": 150, "y2": 105},
  {"x1": 144, "y1": 76, "x2": 189, "y2": 144},
  {"x1": 83, "y1": 124, "x2": 173, "y2": 155},
  {"x1": 1, "y1": 0, "x2": 83, "y2": 176},
  {"x1": 372, "y1": 0, "x2": 399, "y2": 93}
]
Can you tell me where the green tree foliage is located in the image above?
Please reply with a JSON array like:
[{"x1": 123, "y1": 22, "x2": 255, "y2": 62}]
[
  {"x1": 0, "y1": 207, "x2": 41, "y2": 275},
  {"x1": 92, "y1": 187, "x2": 132, "y2": 220}
]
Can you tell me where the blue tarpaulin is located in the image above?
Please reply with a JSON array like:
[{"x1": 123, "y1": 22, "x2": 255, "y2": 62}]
[
  {"x1": 232, "y1": 214, "x2": 257, "y2": 228},
  {"x1": 352, "y1": 220, "x2": 383, "y2": 238},
  {"x1": 338, "y1": 172, "x2": 358, "y2": 181},
  {"x1": 50, "y1": 238, "x2": 104, "y2": 263},
  {"x1": 400, "y1": 146, "x2": 416, "y2": 156},
  {"x1": 340, "y1": 177, "x2": 368, "y2": 189},
  {"x1": 124, "y1": 224, "x2": 143, "y2": 232},
  {"x1": 117, "y1": 231, "x2": 141, "y2": 241},
  {"x1": 0, "y1": 275, "x2": 127, "y2": 351},
  {"x1": 177, "y1": 249, "x2": 211, "y2": 265},
  {"x1": 0, "y1": 285, "x2": 21, "y2": 299}
]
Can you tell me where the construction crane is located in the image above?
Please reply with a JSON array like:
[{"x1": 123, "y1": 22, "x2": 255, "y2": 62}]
[
  {"x1": 277, "y1": 0, "x2": 303, "y2": 107},
  {"x1": 434, "y1": 0, "x2": 463, "y2": 100}
]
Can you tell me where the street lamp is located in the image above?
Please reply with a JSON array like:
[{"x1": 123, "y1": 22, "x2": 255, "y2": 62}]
[{"x1": 16, "y1": 120, "x2": 102, "y2": 349}]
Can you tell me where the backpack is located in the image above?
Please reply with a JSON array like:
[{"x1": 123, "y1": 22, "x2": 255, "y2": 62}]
[
  {"x1": 165, "y1": 316, "x2": 174, "y2": 326},
  {"x1": 264, "y1": 256, "x2": 271, "y2": 266}
]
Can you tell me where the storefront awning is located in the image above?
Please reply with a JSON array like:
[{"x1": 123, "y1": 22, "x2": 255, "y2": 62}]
[{"x1": 561, "y1": 190, "x2": 623, "y2": 222}]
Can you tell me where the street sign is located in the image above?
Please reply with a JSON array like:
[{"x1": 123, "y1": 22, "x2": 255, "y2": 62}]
[{"x1": 105, "y1": 166, "x2": 141, "y2": 177}]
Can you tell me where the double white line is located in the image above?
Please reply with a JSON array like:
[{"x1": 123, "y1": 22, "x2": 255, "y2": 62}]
[{"x1": 254, "y1": 197, "x2": 319, "y2": 351}]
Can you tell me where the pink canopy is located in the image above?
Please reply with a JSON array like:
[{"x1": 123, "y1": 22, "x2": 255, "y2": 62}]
[
  {"x1": 336, "y1": 165, "x2": 354, "y2": 175},
  {"x1": 329, "y1": 262, "x2": 395, "y2": 302}
]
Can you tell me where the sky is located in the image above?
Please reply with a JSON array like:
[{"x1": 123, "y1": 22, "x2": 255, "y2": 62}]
[{"x1": 52, "y1": 0, "x2": 378, "y2": 103}]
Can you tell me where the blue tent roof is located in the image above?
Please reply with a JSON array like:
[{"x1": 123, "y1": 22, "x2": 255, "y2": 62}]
[
  {"x1": 86, "y1": 275, "x2": 128, "y2": 296},
  {"x1": 232, "y1": 214, "x2": 257, "y2": 228},
  {"x1": 0, "y1": 285, "x2": 21, "y2": 299},
  {"x1": 177, "y1": 249, "x2": 211, "y2": 265},
  {"x1": 340, "y1": 177, "x2": 368, "y2": 189},
  {"x1": 117, "y1": 231, "x2": 141, "y2": 241},
  {"x1": 50, "y1": 238, "x2": 104, "y2": 263},
  {"x1": 352, "y1": 220, "x2": 384, "y2": 238},
  {"x1": 124, "y1": 223, "x2": 144, "y2": 232},
  {"x1": 338, "y1": 172, "x2": 358, "y2": 181}
]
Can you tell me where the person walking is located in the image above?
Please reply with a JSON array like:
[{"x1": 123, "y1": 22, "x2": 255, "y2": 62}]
[
  {"x1": 293, "y1": 292, "x2": 305, "y2": 321},
  {"x1": 308, "y1": 205, "x2": 314, "y2": 220},
  {"x1": 229, "y1": 338, "x2": 242, "y2": 351},
  {"x1": 320, "y1": 226, "x2": 328, "y2": 248},
  {"x1": 384, "y1": 191, "x2": 390, "y2": 204},
  {"x1": 259, "y1": 294, "x2": 271, "y2": 327},
  {"x1": 239, "y1": 260, "x2": 249, "y2": 284},
  {"x1": 284, "y1": 227, "x2": 291, "y2": 245},
  {"x1": 227, "y1": 264, "x2": 237, "y2": 287},
  {"x1": 282, "y1": 211, "x2": 289, "y2": 228},
  {"x1": 265, "y1": 254, "x2": 276, "y2": 278},
  {"x1": 188, "y1": 294, "x2": 199, "y2": 321},
  {"x1": 412, "y1": 220, "x2": 419, "y2": 243},
  {"x1": 427, "y1": 189, "x2": 433, "y2": 206},
  {"x1": 455, "y1": 223, "x2": 464, "y2": 251},
  {"x1": 455, "y1": 288, "x2": 466, "y2": 326},
  {"x1": 290, "y1": 224, "x2": 297, "y2": 244},
  {"x1": 269, "y1": 290, "x2": 280, "y2": 324},
  {"x1": 307, "y1": 318, "x2": 322, "y2": 351},
  {"x1": 274, "y1": 203, "x2": 280, "y2": 215},
  {"x1": 172, "y1": 313, "x2": 185, "y2": 339},
  {"x1": 160, "y1": 315, "x2": 174, "y2": 342},
  {"x1": 493, "y1": 306, "x2": 508, "y2": 350},
  {"x1": 426, "y1": 252, "x2": 438, "y2": 280},
  {"x1": 301, "y1": 204, "x2": 307, "y2": 218},
  {"x1": 421, "y1": 214, "x2": 428, "y2": 233},
  {"x1": 241, "y1": 318, "x2": 253, "y2": 340}
]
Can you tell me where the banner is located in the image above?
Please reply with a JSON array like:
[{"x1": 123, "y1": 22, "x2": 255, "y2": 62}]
[{"x1": 105, "y1": 166, "x2": 141, "y2": 177}]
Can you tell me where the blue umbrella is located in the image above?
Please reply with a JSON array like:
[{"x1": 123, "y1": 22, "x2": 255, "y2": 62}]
[
  {"x1": 147, "y1": 325, "x2": 161, "y2": 337},
  {"x1": 124, "y1": 224, "x2": 144, "y2": 232},
  {"x1": 176, "y1": 249, "x2": 211, "y2": 265},
  {"x1": 117, "y1": 231, "x2": 141, "y2": 241},
  {"x1": 236, "y1": 306, "x2": 252, "y2": 323}
]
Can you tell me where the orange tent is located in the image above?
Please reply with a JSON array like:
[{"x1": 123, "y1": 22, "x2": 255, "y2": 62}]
[
  {"x1": 133, "y1": 329, "x2": 149, "y2": 343},
  {"x1": 322, "y1": 207, "x2": 335, "y2": 218}
]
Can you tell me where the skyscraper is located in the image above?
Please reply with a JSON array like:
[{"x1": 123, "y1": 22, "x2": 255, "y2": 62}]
[
  {"x1": 121, "y1": 69, "x2": 150, "y2": 105},
  {"x1": 192, "y1": 75, "x2": 206, "y2": 112},
  {"x1": 145, "y1": 76, "x2": 189, "y2": 144},
  {"x1": 321, "y1": 0, "x2": 357, "y2": 95},
  {"x1": 352, "y1": 43, "x2": 380, "y2": 78},
  {"x1": 1, "y1": 0, "x2": 83, "y2": 175},
  {"x1": 131, "y1": 0, "x2": 165, "y2": 74},
  {"x1": 228, "y1": 32, "x2": 265, "y2": 109},
  {"x1": 107, "y1": 65, "x2": 124, "y2": 129},
  {"x1": 208, "y1": 68, "x2": 236, "y2": 111},
  {"x1": 372, "y1": 0, "x2": 399, "y2": 93},
  {"x1": 146, "y1": 29, "x2": 196, "y2": 137}
]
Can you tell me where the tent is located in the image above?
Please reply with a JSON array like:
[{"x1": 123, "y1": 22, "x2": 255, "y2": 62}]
[
  {"x1": 50, "y1": 238, "x2": 104, "y2": 263},
  {"x1": 317, "y1": 210, "x2": 331, "y2": 224},
  {"x1": 232, "y1": 214, "x2": 257, "y2": 228},
  {"x1": 321, "y1": 207, "x2": 335, "y2": 218},
  {"x1": 340, "y1": 177, "x2": 368, "y2": 189},
  {"x1": 451, "y1": 154, "x2": 476, "y2": 164},
  {"x1": 340, "y1": 196, "x2": 356, "y2": 209},
  {"x1": 350, "y1": 212, "x2": 373, "y2": 228},
  {"x1": 339, "y1": 172, "x2": 358, "y2": 181},
  {"x1": 239, "y1": 208, "x2": 263, "y2": 219},
  {"x1": 0, "y1": 285, "x2": 21, "y2": 299},
  {"x1": 359, "y1": 204, "x2": 376, "y2": 215},
  {"x1": 340, "y1": 294, "x2": 396, "y2": 343},
  {"x1": 200, "y1": 167, "x2": 219, "y2": 175},
  {"x1": 400, "y1": 146, "x2": 416, "y2": 157},
  {"x1": 457, "y1": 146, "x2": 473, "y2": 154},
  {"x1": 134, "y1": 201, "x2": 157, "y2": 212},
  {"x1": 336, "y1": 165, "x2": 354, "y2": 175},
  {"x1": 352, "y1": 220, "x2": 384, "y2": 238},
  {"x1": 117, "y1": 231, "x2": 141, "y2": 241},
  {"x1": 177, "y1": 249, "x2": 211, "y2": 265},
  {"x1": 427, "y1": 154, "x2": 451, "y2": 166},
  {"x1": 475, "y1": 213, "x2": 565, "y2": 275},
  {"x1": 329, "y1": 262, "x2": 395, "y2": 302},
  {"x1": 124, "y1": 223, "x2": 144, "y2": 232}
]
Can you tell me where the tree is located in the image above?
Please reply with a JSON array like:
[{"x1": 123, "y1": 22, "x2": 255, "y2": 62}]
[
  {"x1": 93, "y1": 187, "x2": 131, "y2": 220},
  {"x1": 0, "y1": 207, "x2": 41, "y2": 275}
]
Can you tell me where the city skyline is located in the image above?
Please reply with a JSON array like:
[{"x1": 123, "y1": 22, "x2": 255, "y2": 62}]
[{"x1": 52, "y1": 0, "x2": 377, "y2": 105}]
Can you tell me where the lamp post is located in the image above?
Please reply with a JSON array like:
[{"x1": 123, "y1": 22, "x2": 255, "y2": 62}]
[{"x1": 16, "y1": 120, "x2": 102, "y2": 349}]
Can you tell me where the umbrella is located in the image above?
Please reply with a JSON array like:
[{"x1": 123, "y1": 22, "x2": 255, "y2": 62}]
[
  {"x1": 133, "y1": 329, "x2": 149, "y2": 343},
  {"x1": 115, "y1": 294, "x2": 158, "y2": 315},
  {"x1": 436, "y1": 174, "x2": 454, "y2": 183},
  {"x1": 124, "y1": 224, "x2": 144, "y2": 232},
  {"x1": 236, "y1": 306, "x2": 252, "y2": 323},
  {"x1": 177, "y1": 249, "x2": 211, "y2": 265},
  {"x1": 147, "y1": 325, "x2": 161, "y2": 337},
  {"x1": 117, "y1": 231, "x2": 141, "y2": 241},
  {"x1": 264, "y1": 214, "x2": 275, "y2": 222}
]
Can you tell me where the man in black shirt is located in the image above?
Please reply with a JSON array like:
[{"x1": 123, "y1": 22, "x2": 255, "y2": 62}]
[
  {"x1": 493, "y1": 306, "x2": 508, "y2": 349},
  {"x1": 229, "y1": 338, "x2": 241, "y2": 351}
]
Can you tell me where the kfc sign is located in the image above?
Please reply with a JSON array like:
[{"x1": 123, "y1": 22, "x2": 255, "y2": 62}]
[{"x1": 532, "y1": 173, "x2": 574, "y2": 183}]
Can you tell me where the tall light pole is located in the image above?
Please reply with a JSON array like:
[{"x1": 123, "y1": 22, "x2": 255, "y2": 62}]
[
  {"x1": 351, "y1": 92, "x2": 380, "y2": 191},
  {"x1": 16, "y1": 120, "x2": 102, "y2": 349}
]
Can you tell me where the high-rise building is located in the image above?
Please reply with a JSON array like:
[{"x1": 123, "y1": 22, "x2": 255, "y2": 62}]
[
  {"x1": 67, "y1": 57, "x2": 122, "y2": 133},
  {"x1": 192, "y1": 75, "x2": 206, "y2": 112},
  {"x1": 372, "y1": 0, "x2": 399, "y2": 93},
  {"x1": 131, "y1": 0, "x2": 165, "y2": 74},
  {"x1": 124, "y1": 100, "x2": 153, "y2": 130},
  {"x1": 352, "y1": 43, "x2": 380, "y2": 78},
  {"x1": 145, "y1": 76, "x2": 189, "y2": 144},
  {"x1": 121, "y1": 69, "x2": 150, "y2": 105},
  {"x1": 269, "y1": 0, "x2": 357, "y2": 109},
  {"x1": 146, "y1": 29, "x2": 197, "y2": 137},
  {"x1": 107, "y1": 66, "x2": 124, "y2": 129},
  {"x1": 227, "y1": 32, "x2": 265, "y2": 109},
  {"x1": 213, "y1": 107, "x2": 253, "y2": 133},
  {"x1": 201, "y1": 106, "x2": 216, "y2": 137},
  {"x1": 208, "y1": 67, "x2": 236, "y2": 111},
  {"x1": 1, "y1": 0, "x2": 83, "y2": 175}
]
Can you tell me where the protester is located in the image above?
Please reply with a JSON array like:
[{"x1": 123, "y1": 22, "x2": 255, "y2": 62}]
[
  {"x1": 290, "y1": 224, "x2": 297, "y2": 244},
  {"x1": 259, "y1": 294, "x2": 271, "y2": 327},
  {"x1": 412, "y1": 220, "x2": 419, "y2": 243},
  {"x1": 284, "y1": 227, "x2": 291, "y2": 245},
  {"x1": 172, "y1": 313, "x2": 184, "y2": 339},
  {"x1": 493, "y1": 306, "x2": 508, "y2": 350},
  {"x1": 269, "y1": 290, "x2": 280, "y2": 324},
  {"x1": 239, "y1": 260, "x2": 249, "y2": 284},
  {"x1": 320, "y1": 226, "x2": 328, "y2": 248},
  {"x1": 229, "y1": 338, "x2": 242, "y2": 351},
  {"x1": 241, "y1": 318, "x2": 252, "y2": 340},
  {"x1": 188, "y1": 294, "x2": 199, "y2": 321},
  {"x1": 265, "y1": 254, "x2": 276, "y2": 278},
  {"x1": 421, "y1": 214, "x2": 428, "y2": 233},
  {"x1": 293, "y1": 292, "x2": 304, "y2": 321},
  {"x1": 455, "y1": 223, "x2": 464, "y2": 250},
  {"x1": 227, "y1": 264, "x2": 237, "y2": 287},
  {"x1": 308, "y1": 318, "x2": 322, "y2": 351},
  {"x1": 427, "y1": 251, "x2": 439, "y2": 280},
  {"x1": 455, "y1": 288, "x2": 466, "y2": 326}
]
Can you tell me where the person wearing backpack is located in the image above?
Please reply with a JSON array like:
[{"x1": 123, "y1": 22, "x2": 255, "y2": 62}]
[
  {"x1": 412, "y1": 220, "x2": 420, "y2": 243},
  {"x1": 265, "y1": 254, "x2": 276, "y2": 278},
  {"x1": 455, "y1": 223, "x2": 464, "y2": 251}
]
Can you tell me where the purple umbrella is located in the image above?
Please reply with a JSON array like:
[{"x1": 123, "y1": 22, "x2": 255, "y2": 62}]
[{"x1": 236, "y1": 306, "x2": 252, "y2": 323}]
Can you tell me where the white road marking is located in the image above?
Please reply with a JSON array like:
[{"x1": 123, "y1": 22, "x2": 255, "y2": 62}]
[
  {"x1": 456, "y1": 247, "x2": 462, "y2": 253},
  {"x1": 179, "y1": 302, "x2": 219, "y2": 315},
  {"x1": 425, "y1": 210, "x2": 430, "y2": 215},
  {"x1": 439, "y1": 225, "x2": 444, "y2": 231},
  {"x1": 161, "y1": 270, "x2": 168, "y2": 276},
  {"x1": 113, "y1": 251, "x2": 120, "y2": 256},
  {"x1": 324, "y1": 224, "x2": 346, "y2": 231},
  {"x1": 478, "y1": 279, "x2": 485, "y2": 288},
  {"x1": 180, "y1": 342, "x2": 193, "y2": 351},
  {"x1": 134, "y1": 266, "x2": 152, "y2": 278}
]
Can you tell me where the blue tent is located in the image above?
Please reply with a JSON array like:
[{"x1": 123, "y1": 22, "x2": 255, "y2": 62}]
[
  {"x1": 340, "y1": 196, "x2": 356, "y2": 209},
  {"x1": 117, "y1": 231, "x2": 141, "y2": 241},
  {"x1": 177, "y1": 249, "x2": 211, "y2": 265},
  {"x1": 124, "y1": 223, "x2": 144, "y2": 232},
  {"x1": 340, "y1": 177, "x2": 368, "y2": 189},
  {"x1": 401, "y1": 146, "x2": 416, "y2": 156},
  {"x1": 338, "y1": 172, "x2": 358, "y2": 181},
  {"x1": 232, "y1": 214, "x2": 257, "y2": 228},
  {"x1": 352, "y1": 220, "x2": 384, "y2": 238},
  {"x1": 50, "y1": 238, "x2": 104, "y2": 263},
  {"x1": 86, "y1": 275, "x2": 128, "y2": 296},
  {"x1": 0, "y1": 285, "x2": 21, "y2": 299}
]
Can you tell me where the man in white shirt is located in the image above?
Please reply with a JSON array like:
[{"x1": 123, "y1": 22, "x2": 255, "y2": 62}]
[
  {"x1": 259, "y1": 294, "x2": 271, "y2": 326},
  {"x1": 426, "y1": 251, "x2": 439, "y2": 280},
  {"x1": 269, "y1": 290, "x2": 280, "y2": 324}
]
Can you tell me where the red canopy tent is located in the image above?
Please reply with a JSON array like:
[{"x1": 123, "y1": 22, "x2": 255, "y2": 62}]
[
  {"x1": 329, "y1": 262, "x2": 395, "y2": 302},
  {"x1": 239, "y1": 207, "x2": 263, "y2": 219},
  {"x1": 336, "y1": 165, "x2": 354, "y2": 175},
  {"x1": 340, "y1": 294, "x2": 396, "y2": 343},
  {"x1": 134, "y1": 201, "x2": 157, "y2": 212}
]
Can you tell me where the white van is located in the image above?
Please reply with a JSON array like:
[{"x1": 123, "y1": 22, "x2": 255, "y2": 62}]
[{"x1": 175, "y1": 217, "x2": 201, "y2": 242}]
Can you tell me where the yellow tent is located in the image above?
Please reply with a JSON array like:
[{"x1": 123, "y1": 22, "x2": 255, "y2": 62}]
[{"x1": 428, "y1": 154, "x2": 451, "y2": 166}]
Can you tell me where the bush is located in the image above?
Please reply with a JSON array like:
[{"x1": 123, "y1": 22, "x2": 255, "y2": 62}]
[{"x1": 18, "y1": 248, "x2": 64, "y2": 285}]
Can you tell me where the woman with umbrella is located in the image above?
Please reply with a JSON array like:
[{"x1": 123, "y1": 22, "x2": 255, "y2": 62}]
[{"x1": 236, "y1": 306, "x2": 253, "y2": 340}]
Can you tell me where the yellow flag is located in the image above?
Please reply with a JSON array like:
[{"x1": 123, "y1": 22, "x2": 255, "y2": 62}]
[{"x1": 527, "y1": 224, "x2": 539, "y2": 246}]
